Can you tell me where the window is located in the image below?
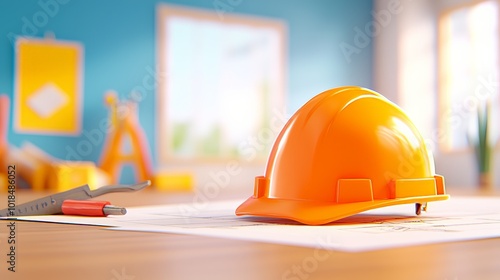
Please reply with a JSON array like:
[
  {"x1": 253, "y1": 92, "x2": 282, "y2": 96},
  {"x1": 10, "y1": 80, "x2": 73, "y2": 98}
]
[
  {"x1": 438, "y1": 0, "x2": 499, "y2": 152},
  {"x1": 156, "y1": 5, "x2": 286, "y2": 163}
]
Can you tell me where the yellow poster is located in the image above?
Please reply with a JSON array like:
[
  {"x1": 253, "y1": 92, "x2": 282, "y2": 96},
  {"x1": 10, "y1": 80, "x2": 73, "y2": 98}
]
[{"x1": 14, "y1": 37, "x2": 83, "y2": 135}]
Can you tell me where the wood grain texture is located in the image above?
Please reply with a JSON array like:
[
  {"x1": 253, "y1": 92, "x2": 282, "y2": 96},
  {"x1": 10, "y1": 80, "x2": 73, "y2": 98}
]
[{"x1": 0, "y1": 188, "x2": 499, "y2": 280}]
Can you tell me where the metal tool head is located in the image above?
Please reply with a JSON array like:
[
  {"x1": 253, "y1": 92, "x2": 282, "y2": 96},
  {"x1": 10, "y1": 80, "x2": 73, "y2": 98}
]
[{"x1": 0, "y1": 180, "x2": 151, "y2": 217}]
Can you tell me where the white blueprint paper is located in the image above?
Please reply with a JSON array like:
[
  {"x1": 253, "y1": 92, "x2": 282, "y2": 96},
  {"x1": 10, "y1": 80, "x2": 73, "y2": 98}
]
[{"x1": 6, "y1": 197, "x2": 500, "y2": 252}]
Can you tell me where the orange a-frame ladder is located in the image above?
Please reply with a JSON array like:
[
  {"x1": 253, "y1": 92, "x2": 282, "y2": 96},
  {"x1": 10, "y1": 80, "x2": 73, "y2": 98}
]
[{"x1": 98, "y1": 92, "x2": 153, "y2": 184}]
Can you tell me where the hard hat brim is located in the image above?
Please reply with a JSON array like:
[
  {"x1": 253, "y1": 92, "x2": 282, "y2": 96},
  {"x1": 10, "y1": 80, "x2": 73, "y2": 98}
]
[{"x1": 235, "y1": 194, "x2": 450, "y2": 225}]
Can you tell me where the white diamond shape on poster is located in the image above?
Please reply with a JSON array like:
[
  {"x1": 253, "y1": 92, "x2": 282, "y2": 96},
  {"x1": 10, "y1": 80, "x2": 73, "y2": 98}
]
[{"x1": 27, "y1": 82, "x2": 69, "y2": 118}]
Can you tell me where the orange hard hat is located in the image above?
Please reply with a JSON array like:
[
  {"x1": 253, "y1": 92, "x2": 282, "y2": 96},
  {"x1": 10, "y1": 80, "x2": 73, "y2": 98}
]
[{"x1": 236, "y1": 86, "x2": 449, "y2": 225}]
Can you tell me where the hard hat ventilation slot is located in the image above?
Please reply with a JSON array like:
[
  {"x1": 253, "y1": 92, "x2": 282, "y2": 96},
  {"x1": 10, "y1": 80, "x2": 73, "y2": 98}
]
[
  {"x1": 389, "y1": 178, "x2": 437, "y2": 199},
  {"x1": 336, "y1": 179, "x2": 374, "y2": 203},
  {"x1": 253, "y1": 176, "x2": 267, "y2": 198},
  {"x1": 434, "y1": 175, "x2": 446, "y2": 195}
]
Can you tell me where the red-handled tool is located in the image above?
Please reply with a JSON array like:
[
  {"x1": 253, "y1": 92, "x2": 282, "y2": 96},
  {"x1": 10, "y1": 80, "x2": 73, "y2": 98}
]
[
  {"x1": 0, "y1": 181, "x2": 150, "y2": 217},
  {"x1": 62, "y1": 200, "x2": 127, "y2": 217}
]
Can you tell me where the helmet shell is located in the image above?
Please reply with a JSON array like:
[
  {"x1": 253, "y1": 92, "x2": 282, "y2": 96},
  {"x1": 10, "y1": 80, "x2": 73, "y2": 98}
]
[{"x1": 236, "y1": 87, "x2": 448, "y2": 225}]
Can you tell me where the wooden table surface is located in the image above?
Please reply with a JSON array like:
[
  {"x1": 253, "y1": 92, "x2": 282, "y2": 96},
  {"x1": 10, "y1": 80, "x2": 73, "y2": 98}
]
[{"x1": 0, "y1": 188, "x2": 499, "y2": 280}]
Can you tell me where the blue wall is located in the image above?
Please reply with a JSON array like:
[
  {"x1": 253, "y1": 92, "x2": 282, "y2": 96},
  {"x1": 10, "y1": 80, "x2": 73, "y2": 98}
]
[{"x1": 0, "y1": 0, "x2": 373, "y2": 180}]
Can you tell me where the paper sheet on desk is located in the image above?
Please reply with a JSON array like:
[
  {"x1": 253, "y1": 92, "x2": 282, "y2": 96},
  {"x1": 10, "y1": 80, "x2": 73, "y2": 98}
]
[{"x1": 7, "y1": 197, "x2": 500, "y2": 252}]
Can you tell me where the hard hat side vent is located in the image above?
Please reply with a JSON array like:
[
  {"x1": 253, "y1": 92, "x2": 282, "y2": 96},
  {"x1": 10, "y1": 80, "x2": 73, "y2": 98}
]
[
  {"x1": 388, "y1": 178, "x2": 438, "y2": 199},
  {"x1": 434, "y1": 175, "x2": 446, "y2": 195},
  {"x1": 336, "y1": 179, "x2": 374, "y2": 203},
  {"x1": 253, "y1": 176, "x2": 267, "y2": 198}
]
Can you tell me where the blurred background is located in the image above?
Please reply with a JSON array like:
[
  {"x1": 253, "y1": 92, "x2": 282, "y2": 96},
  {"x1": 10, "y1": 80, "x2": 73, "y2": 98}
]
[{"x1": 0, "y1": 0, "x2": 498, "y2": 193}]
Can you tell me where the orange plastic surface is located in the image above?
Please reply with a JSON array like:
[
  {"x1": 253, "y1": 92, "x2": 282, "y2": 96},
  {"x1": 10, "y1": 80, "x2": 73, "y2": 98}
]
[
  {"x1": 236, "y1": 86, "x2": 449, "y2": 225},
  {"x1": 62, "y1": 200, "x2": 110, "y2": 217},
  {"x1": 0, "y1": 95, "x2": 9, "y2": 193},
  {"x1": 99, "y1": 92, "x2": 153, "y2": 183},
  {"x1": 0, "y1": 95, "x2": 9, "y2": 160}
]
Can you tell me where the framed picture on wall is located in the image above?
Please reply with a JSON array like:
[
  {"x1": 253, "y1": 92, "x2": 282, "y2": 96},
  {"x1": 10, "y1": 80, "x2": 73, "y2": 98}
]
[{"x1": 13, "y1": 36, "x2": 84, "y2": 135}]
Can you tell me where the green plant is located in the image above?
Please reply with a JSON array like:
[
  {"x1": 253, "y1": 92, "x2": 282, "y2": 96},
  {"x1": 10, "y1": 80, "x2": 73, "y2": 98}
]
[{"x1": 472, "y1": 101, "x2": 493, "y2": 174}]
